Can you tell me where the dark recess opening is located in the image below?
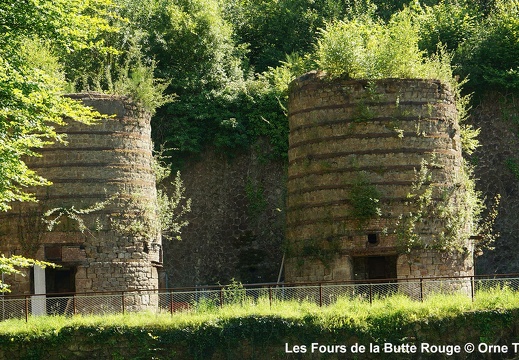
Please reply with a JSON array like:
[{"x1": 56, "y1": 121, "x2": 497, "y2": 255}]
[
  {"x1": 45, "y1": 267, "x2": 76, "y2": 315},
  {"x1": 367, "y1": 233, "x2": 379, "y2": 245},
  {"x1": 46, "y1": 267, "x2": 75, "y2": 293},
  {"x1": 353, "y1": 255, "x2": 397, "y2": 281}
]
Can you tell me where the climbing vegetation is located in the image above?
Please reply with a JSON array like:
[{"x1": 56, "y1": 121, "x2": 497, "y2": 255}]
[
  {"x1": 396, "y1": 159, "x2": 499, "y2": 255},
  {"x1": 349, "y1": 174, "x2": 382, "y2": 229}
]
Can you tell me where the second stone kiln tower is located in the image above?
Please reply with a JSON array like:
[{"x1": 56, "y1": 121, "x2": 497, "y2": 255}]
[{"x1": 285, "y1": 71, "x2": 474, "y2": 283}]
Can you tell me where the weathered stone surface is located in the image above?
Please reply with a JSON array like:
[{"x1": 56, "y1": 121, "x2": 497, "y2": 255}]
[
  {"x1": 161, "y1": 145, "x2": 286, "y2": 287},
  {"x1": 285, "y1": 72, "x2": 473, "y2": 283},
  {"x1": 470, "y1": 94, "x2": 519, "y2": 274},
  {"x1": 0, "y1": 94, "x2": 161, "y2": 309}
]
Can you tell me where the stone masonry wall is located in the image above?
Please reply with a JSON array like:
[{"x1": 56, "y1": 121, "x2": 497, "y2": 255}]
[
  {"x1": 161, "y1": 144, "x2": 286, "y2": 287},
  {"x1": 470, "y1": 93, "x2": 519, "y2": 274}
]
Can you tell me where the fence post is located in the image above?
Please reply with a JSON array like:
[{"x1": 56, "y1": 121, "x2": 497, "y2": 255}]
[
  {"x1": 420, "y1": 278, "x2": 423, "y2": 302},
  {"x1": 471, "y1": 276, "x2": 475, "y2": 302},
  {"x1": 319, "y1": 283, "x2": 322, "y2": 307},
  {"x1": 73, "y1": 294, "x2": 77, "y2": 316},
  {"x1": 25, "y1": 295, "x2": 29, "y2": 322},
  {"x1": 269, "y1": 286, "x2": 272, "y2": 309},
  {"x1": 219, "y1": 287, "x2": 223, "y2": 308},
  {"x1": 170, "y1": 291, "x2": 173, "y2": 315},
  {"x1": 369, "y1": 284, "x2": 373, "y2": 305},
  {"x1": 121, "y1": 291, "x2": 125, "y2": 315}
]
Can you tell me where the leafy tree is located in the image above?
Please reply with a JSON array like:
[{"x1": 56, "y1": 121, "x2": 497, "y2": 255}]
[
  {"x1": 222, "y1": 0, "x2": 325, "y2": 73},
  {"x1": 143, "y1": 0, "x2": 293, "y2": 164},
  {"x1": 0, "y1": 0, "x2": 114, "y2": 51},
  {"x1": 417, "y1": 0, "x2": 479, "y2": 56},
  {"x1": 457, "y1": 0, "x2": 519, "y2": 92},
  {"x1": 0, "y1": 256, "x2": 55, "y2": 292},
  {"x1": 138, "y1": 0, "x2": 245, "y2": 95},
  {"x1": 0, "y1": 0, "x2": 117, "y2": 288},
  {"x1": 0, "y1": 0, "x2": 116, "y2": 210},
  {"x1": 58, "y1": 0, "x2": 172, "y2": 113}
]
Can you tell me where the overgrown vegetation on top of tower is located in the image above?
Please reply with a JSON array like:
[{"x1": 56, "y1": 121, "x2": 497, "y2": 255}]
[
  {"x1": 148, "y1": 0, "x2": 519, "y2": 166},
  {"x1": 314, "y1": 6, "x2": 453, "y2": 83}
]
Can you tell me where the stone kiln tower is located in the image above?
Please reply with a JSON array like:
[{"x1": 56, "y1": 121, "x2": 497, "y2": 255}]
[
  {"x1": 0, "y1": 94, "x2": 161, "y2": 307},
  {"x1": 285, "y1": 71, "x2": 474, "y2": 283}
]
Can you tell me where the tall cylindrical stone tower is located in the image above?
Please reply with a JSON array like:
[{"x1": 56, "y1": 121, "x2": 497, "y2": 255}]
[
  {"x1": 285, "y1": 71, "x2": 474, "y2": 283},
  {"x1": 0, "y1": 94, "x2": 161, "y2": 308}
]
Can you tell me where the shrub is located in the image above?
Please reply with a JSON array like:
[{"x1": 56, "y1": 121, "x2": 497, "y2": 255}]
[{"x1": 315, "y1": 6, "x2": 454, "y2": 85}]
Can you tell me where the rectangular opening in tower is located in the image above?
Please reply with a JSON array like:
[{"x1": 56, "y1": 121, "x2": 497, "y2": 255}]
[
  {"x1": 353, "y1": 255, "x2": 397, "y2": 281},
  {"x1": 45, "y1": 267, "x2": 76, "y2": 293},
  {"x1": 45, "y1": 267, "x2": 76, "y2": 315}
]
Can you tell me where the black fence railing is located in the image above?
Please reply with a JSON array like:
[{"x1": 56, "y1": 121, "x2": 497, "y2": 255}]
[{"x1": 2, "y1": 273, "x2": 519, "y2": 322}]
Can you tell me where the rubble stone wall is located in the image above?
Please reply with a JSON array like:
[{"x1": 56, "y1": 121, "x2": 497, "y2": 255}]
[{"x1": 161, "y1": 146, "x2": 286, "y2": 287}]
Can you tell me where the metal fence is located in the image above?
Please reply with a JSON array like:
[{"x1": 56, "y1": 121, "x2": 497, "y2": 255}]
[{"x1": 2, "y1": 274, "x2": 519, "y2": 322}]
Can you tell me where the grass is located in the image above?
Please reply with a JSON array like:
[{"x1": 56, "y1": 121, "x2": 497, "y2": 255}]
[
  {"x1": 1, "y1": 289, "x2": 518, "y2": 359},
  {"x1": 1, "y1": 287, "x2": 518, "y2": 336}
]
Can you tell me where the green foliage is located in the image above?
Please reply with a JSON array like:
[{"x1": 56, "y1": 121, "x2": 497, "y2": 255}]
[
  {"x1": 457, "y1": 0, "x2": 519, "y2": 92},
  {"x1": 474, "y1": 194, "x2": 501, "y2": 255},
  {"x1": 110, "y1": 192, "x2": 161, "y2": 240},
  {"x1": 61, "y1": 1, "x2": 173, "y2": 113},
  {"x1": 315, "y1": 17, "x2": 376, "y2": 78},
  {"x1": 349, "y1": 174, "x2": 382, "y2": 228},
  {"x1": 315, "y1": 6, "x2": 454, "y2": 84},
  {"x1": 3, "y1": 289, "x2": 519, "y2": 358},
  {"x1": 396, "y1": 159, "x2": 493, "y2": 254},
  {"x1": 0, "y1": 0, "x2": 116, "y2": 51},
  {"x1": 145, "y1": 0, "x2": 244, "y2": 94},
  {"x1": 154, "y1": 75, "x2": 289, "y2": 165},
  {"x1": 0, "y1": 256, "x2": 55, "y2": 293},
  {"x1": 222, "y1": 0, "x2": 325, "y2": 73},
  {"x1": 417, "y1": 0, "x2": 479, "y2": 56},
  {"x1": 132, "y1": 0, "x2": 292, "y2": 163},
  {"x1": 154, "y1": 150, "x2": 192, "y2": 240},
  {"x1": 222, "y1": 279, "x2": 247, "y2": 306},
  {"x1": 0, "y1": 0, "x2": 112, "y2": 211},
  {"x1": 43, "y1": 199, "x2": 112, "y2": 235},
  {"x1": 157, "y1": 172, "x2": 192, "y2": 241},
  {"x1": 108, "y1": 151, "x2": 192, "y2": 242},
  {"x1": 109, "y1": 50, "x2": 174, "y2": 115}
]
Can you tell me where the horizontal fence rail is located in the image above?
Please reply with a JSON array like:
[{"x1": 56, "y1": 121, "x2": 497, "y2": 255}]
[{"x1": 2, "y1": 274, "x2": 519, "y2": 322}]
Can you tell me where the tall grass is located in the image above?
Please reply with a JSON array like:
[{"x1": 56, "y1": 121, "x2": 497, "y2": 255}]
[{"x1": 1, "y1": 288, "x2": 519, "y2": 336}]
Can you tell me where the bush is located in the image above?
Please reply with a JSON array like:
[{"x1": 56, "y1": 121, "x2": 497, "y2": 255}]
[{"x1": 315, "y1": 6, "x2": 454, "y2": 85}]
